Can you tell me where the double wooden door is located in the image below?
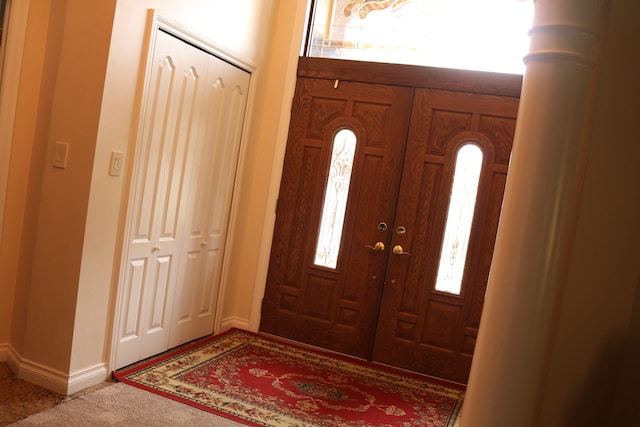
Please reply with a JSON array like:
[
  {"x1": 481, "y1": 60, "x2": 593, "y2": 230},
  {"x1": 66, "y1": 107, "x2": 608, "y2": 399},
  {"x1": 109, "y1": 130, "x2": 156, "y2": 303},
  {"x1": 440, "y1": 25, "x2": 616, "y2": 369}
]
[{"x1": 260, "y1": 59, "x2": 520, "y2": 383}]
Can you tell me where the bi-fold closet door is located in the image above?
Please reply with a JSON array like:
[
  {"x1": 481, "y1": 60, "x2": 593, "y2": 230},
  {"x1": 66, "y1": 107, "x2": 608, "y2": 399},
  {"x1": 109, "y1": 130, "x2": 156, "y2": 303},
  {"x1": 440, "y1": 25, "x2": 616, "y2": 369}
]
[{"x1": 114, "y1": 28, "x2": 250, "y2": 370}]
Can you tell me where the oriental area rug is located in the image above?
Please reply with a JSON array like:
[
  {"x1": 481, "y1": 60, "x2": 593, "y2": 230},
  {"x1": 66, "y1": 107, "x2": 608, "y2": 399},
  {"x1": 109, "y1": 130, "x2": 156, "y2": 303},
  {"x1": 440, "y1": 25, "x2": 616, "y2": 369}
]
[{"x1": 113, "y1": 329, "x2": 465, "y2": 426}]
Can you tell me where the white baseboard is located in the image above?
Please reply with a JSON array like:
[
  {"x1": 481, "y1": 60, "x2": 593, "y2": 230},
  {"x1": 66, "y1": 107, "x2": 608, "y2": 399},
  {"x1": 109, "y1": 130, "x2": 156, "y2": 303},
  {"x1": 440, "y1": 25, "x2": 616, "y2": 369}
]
[
  {"x1": 67, "y1": 363, "x2": 109, "y2": 395},
  {"x1": 18, "y1": 358, "x2": 71, "y2": 395},
  {"x1": 2, "y1": 344, "x2": 108, "y2": 395},
  {"x1": 219, "y1": 316, "x2": 253, "y2": 333}
]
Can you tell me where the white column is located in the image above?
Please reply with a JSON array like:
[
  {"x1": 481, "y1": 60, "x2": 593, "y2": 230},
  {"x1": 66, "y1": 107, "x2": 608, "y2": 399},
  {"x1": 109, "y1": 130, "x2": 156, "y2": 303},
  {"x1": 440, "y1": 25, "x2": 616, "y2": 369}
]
[{"x1": 460, "y1": 0, "x2": 608, "y2": 425}]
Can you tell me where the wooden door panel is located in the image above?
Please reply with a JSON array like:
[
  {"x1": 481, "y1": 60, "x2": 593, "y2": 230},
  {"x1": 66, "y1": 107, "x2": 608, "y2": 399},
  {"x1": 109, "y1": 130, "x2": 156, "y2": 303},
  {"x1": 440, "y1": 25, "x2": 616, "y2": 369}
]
[
  {"x1": 372, "y1": 88, "x2": 518, "y2": 383},
  {"x1": 260, "y1": 78, "x2": 413, "y2": 358}
]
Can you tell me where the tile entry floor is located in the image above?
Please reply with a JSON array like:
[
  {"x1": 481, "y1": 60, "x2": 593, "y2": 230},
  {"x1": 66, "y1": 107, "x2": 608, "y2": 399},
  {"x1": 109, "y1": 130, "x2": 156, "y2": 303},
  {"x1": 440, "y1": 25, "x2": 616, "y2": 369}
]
[
  {"x1": 0, "y1": 357, "x2": 244, "y2": 426},
  {"x1": 0, "y1": 362, "x2": 113, "y2": 426}
]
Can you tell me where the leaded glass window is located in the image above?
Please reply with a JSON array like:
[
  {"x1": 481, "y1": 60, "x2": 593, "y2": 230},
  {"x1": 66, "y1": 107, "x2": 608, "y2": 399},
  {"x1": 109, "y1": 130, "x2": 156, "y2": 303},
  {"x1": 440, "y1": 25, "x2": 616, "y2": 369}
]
[
  {"x1": 434, "y1": 144, "x2": 483, "y2": 294},
  {"x1": 307, "y1": 0, "x2": 533, "y2": 75},
  {"x1": 314, "y1": 129, "x2": 357, "y2": 269}
]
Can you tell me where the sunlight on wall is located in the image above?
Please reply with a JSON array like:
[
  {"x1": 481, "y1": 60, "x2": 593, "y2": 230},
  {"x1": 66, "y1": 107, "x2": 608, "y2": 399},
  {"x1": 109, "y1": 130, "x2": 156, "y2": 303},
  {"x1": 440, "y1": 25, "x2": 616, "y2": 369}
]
[{"x1": 309, "y1": 0, "x2": 534, "y2": 75}]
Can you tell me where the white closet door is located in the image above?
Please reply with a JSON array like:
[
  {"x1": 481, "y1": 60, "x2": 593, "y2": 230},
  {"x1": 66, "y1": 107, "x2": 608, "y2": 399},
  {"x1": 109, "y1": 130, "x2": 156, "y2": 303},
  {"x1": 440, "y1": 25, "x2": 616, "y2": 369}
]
[
  {"x1": 114, "y1": 29, "x2": 249, "y2": 369},
  {"x1": 168, "y1": 43, "x2": 250, "y2": 347}
]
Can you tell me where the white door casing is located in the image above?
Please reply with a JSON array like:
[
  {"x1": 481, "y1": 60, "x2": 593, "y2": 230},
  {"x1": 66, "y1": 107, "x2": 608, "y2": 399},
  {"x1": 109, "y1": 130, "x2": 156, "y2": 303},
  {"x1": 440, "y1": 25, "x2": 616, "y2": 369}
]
[{"x1": 114, "y1": 17, "x2": 250, "y2": 370}]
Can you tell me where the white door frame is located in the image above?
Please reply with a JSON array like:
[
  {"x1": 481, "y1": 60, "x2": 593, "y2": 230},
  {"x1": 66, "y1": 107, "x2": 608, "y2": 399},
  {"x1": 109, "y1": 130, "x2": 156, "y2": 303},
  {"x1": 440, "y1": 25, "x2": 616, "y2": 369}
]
[{"x1": 109, "y1": 10, "x2": 256, "y2": 371}]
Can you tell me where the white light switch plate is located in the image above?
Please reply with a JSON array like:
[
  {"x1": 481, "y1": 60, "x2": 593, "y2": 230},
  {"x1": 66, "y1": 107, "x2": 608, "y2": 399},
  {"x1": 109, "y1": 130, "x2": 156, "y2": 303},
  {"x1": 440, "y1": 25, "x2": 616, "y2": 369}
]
[
  {"x1": 110, "y1": 151, "x2": 124, "y2": 176},
  {"x1": 53, "y1": 142, "x2": 68, "y2": 169}
]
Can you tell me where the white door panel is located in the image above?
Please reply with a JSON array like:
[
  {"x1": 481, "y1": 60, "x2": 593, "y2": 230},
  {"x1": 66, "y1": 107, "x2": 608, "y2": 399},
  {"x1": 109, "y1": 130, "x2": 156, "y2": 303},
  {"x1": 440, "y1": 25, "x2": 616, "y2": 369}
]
[
  {"x1": 168, "y1": 53, "x2": 250, "y2": 347},
  {"x1": 116, "y1": 42, "x2": 185, "y2": 367},
  {"x1": 119, "y1": 258, "x2": 146, "y2": 344}
]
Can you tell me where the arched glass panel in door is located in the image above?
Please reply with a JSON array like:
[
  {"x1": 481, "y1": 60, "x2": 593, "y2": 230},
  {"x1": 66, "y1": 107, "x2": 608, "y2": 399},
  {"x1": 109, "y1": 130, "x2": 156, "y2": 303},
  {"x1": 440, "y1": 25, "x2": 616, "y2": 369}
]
[
  {"x1": 435, "y1": 143, "x2": 483, "y2": 295},
  {"x1": 314, "y1": 129, "x2": 357, "y2": 269}
]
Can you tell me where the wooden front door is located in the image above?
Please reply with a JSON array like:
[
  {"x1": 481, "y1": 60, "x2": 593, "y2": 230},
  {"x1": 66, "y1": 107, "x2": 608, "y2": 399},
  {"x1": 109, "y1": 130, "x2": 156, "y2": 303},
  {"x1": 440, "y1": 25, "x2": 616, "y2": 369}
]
[
  {"x1": 371, "y1": 88, "x2": 518, "y2": 383},
  {"x1": 260, "y1": 58, "x2": 520, "y2": 383},
  {"x1": 260, "y1": 76, "x2": 414, "y2": 358}
]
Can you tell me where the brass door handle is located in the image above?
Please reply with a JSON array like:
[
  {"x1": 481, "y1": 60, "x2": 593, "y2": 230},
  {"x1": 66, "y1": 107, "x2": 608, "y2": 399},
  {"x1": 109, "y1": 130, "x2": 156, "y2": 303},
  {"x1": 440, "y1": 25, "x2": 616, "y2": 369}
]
[
  {"x1": 392, "y1": 245, "x2": 410, "y2": 256},
  {"x1": 365, "y1": 241, "x2": 386, "y2": 252}
]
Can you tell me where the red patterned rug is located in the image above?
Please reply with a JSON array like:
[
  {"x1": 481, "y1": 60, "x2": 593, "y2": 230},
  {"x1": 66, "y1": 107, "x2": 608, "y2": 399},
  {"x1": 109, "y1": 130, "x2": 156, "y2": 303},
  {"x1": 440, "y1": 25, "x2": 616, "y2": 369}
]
[{"x1": 113, "y1": 329, "x2": 464, "y2": 426}]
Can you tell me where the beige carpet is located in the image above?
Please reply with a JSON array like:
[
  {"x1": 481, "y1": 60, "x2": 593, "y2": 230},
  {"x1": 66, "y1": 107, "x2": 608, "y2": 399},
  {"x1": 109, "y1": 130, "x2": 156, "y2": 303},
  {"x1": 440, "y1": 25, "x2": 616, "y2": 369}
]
[{"x1": 8, "y1": 381, "x2": 246, "y2": 426}]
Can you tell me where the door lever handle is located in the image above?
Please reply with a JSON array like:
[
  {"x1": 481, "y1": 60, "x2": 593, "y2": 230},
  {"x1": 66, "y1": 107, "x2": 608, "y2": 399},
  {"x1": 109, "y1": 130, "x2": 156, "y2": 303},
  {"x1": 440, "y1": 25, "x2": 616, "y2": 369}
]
[
  {"x1": 392, "y1": 245, "x2": 410, "y2": 256},
  {"x1": 365, "y1": 241, "x2": 386, "y2": 252}
]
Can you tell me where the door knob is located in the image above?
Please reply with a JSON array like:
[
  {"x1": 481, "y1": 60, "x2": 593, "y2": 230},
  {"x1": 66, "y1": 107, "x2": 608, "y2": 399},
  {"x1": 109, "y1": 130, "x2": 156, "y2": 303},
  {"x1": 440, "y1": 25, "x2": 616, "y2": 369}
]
[
  {"x1": 392, "y1": 245, "x2": 410, "y2": 255},
  {"x1": 365, "y1": 241, "x2": 386, "y2": 251}
]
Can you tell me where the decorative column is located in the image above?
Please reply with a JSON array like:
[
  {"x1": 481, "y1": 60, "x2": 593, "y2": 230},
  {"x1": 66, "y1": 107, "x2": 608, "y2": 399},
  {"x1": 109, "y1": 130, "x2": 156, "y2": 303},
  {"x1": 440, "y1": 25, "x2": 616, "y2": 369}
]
[{"x1": 459, "y1": 0, "x2": 608, "y2": 425}]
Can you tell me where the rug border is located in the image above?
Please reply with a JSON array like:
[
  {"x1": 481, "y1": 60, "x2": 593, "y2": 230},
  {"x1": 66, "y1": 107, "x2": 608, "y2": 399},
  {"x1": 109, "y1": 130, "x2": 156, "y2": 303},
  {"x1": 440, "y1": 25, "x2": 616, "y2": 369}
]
[
  {"x1": 259, "y1": 330, "x2": 467, "y2": 391},
  {"x1": 115, "y1": 328, "x2": 466, "y2": 391},
  {"x1": 113, "y1": 328, "x2": 465, "y2": 426},
  {"x1": 114, "y1": 329, "x2": 238, "y2": 377},
  {"x1": 113, "y1": 329, "x2": 266, "y2": 426}
]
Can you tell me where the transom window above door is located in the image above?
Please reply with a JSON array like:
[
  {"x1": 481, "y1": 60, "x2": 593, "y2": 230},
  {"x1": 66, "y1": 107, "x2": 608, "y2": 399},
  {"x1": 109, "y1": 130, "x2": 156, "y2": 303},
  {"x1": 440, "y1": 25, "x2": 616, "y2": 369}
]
[{"x1": 306, "y1": 0, "x2": 534, "y2": 75}]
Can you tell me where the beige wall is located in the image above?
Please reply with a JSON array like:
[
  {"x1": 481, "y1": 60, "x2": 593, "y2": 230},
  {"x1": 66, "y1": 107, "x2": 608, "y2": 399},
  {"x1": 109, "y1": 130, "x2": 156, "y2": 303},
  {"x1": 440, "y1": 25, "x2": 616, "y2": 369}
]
[
  {"x1": 536, "y1": 0, "x2": 640, "y2": 423},
  {"x1": 27, "y1": 0, "x2": 116, "y2": 372},
  {"x1": 0, "y1": 0, "x2": 53, "y2": 353},
  {"x1": 1, "y1": 0, "x2": 116, "y2": 374},
  {"x1": 223, "y1": 0, "x2": 309, "y2": 332},
  {"x1": 0, "y1": 0, "x2": 306, "y2": 393},
  {"x1": 0, "y1": 0, "x2": 50, "y2": 353}
]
